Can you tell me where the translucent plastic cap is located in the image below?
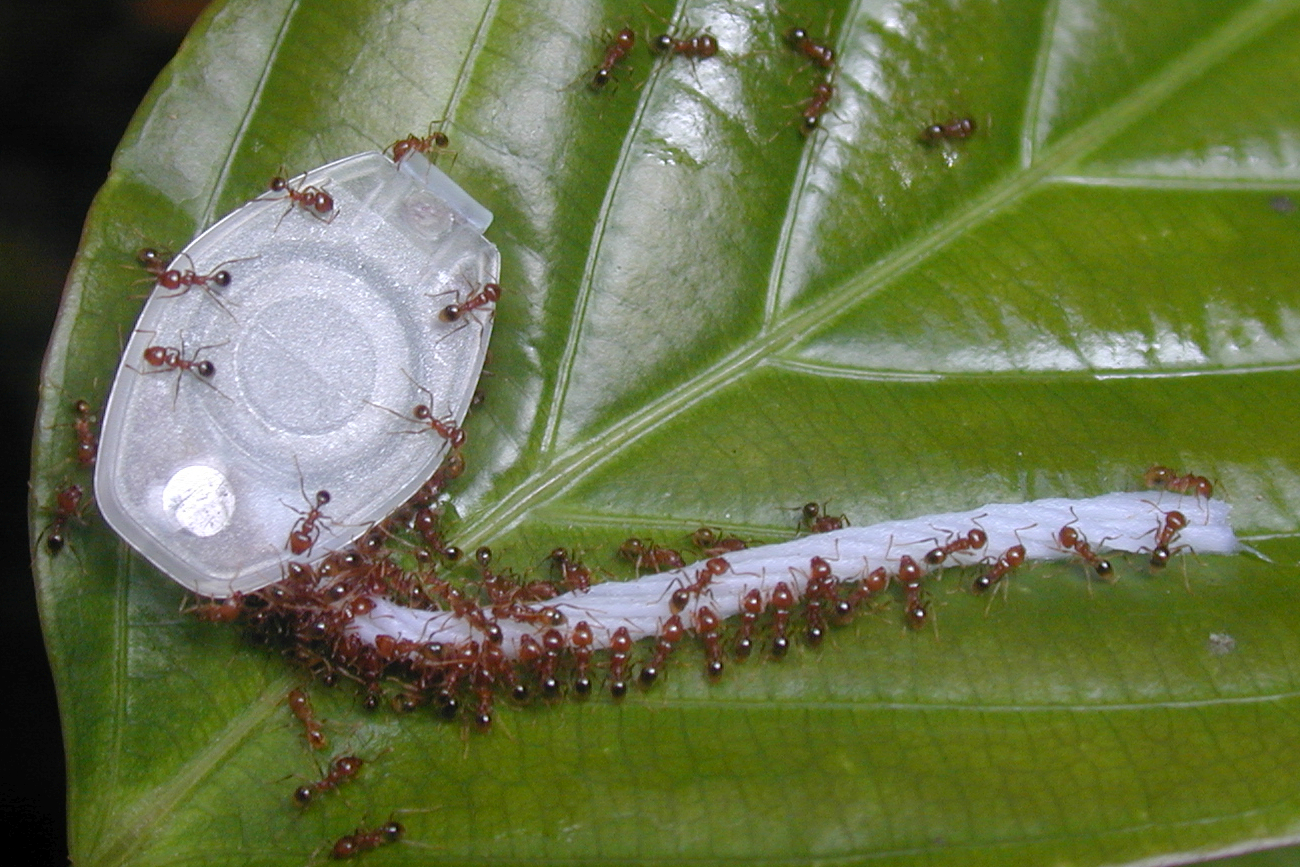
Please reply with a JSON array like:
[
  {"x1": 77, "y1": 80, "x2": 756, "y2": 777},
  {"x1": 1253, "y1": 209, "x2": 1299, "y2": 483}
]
[{"x1": 95, "y1": 151, "x2": 497, "y2": 597}]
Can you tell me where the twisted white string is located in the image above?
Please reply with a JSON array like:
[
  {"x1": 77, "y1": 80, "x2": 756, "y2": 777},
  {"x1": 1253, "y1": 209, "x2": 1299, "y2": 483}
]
[{"x1": 349, "y1": 491, "x2": 1238, "y2": 657}]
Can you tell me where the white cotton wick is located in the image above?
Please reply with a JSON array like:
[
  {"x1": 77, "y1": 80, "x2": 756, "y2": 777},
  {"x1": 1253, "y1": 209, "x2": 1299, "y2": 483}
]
[{"x1": 348, "y1": 491, "x2": 1237, "y2": 657}]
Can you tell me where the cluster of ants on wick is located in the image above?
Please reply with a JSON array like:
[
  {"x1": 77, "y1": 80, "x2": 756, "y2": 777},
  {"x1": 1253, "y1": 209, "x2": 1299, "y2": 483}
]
[
  {"x1": 155, "y1": 453, "x2": 1207, "y2": 861},
  {"x1": 588, "y1": 15, "x2": 974, "y2": 142}
]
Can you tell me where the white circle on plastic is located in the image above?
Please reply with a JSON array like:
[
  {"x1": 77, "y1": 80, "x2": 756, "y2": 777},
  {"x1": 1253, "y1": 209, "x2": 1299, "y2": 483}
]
[{"x1": 163, "y1": 465, "x2": 236, "y2": 537}]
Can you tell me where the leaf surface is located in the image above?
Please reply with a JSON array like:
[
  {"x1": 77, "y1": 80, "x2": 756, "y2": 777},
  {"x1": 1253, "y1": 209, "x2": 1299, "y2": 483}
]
[{"x1": 31, "y1": 0, "x2": 1300, "y2": 864}]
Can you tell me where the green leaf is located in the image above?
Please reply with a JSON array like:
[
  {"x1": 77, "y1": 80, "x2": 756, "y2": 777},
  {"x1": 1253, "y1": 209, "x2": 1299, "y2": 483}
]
[{"x1": 30, "y1": 0, "x2": 1300, "y2": 864}]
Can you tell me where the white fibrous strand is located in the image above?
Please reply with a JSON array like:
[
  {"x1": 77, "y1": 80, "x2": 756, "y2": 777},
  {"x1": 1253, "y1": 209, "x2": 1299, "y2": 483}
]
[{"x1": 349, "y1": 491, "x2": 1238, "y2": 658}]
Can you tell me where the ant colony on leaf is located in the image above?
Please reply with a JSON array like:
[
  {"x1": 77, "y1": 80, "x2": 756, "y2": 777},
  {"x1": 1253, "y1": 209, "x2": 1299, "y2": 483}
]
[
  {"x1": 91, "y1": 146, "x2": 1243, "y2": 735},
  {"x1": 67, "y1": 11, "x2": 1258, "y2": 859}
]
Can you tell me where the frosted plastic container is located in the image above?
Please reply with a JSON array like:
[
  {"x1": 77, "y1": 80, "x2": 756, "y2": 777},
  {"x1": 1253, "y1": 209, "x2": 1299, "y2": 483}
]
[{"x1": 95, "y1": 151, "x2": 497, "y2": 597}]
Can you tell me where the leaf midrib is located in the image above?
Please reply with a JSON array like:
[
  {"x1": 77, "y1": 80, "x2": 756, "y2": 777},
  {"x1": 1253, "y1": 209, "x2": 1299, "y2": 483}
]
[{"x1": 461, "y1": 0, "x2": 1300, "y2": 545}]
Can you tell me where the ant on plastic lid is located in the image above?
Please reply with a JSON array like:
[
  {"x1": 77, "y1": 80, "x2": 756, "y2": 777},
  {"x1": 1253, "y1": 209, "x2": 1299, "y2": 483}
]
[
  {"x1": 388, "y1": 121, "x2": 454, "y2": 165},
  {"x1": 366, "y1": 370, "x2": 468, "y2": 449},
  {"x1": 285, "y1": 484, "x2": 332, "y2": 557},
  {"x1": 267, "y1": 173, "x2": 335, "y2": 231},
  {"x1": 135, "y1": 337, "x2": 228, "y2": 404}
]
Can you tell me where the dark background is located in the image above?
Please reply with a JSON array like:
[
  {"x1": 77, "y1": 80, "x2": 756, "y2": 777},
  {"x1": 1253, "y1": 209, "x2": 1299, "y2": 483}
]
[{"x1": 2, "y1": 1, "x2": 207, "y2": 862}]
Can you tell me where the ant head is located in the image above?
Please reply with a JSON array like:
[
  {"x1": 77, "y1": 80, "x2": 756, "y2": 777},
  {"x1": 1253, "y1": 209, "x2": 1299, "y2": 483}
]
[
  {"x1": 195, "y1": 360, "x2": 216, "y2": 378},
  {"x1": 652, "y1": 33, "x2": 674, "y2": 54},
  {"x1": 269, "y1": 176, "x2": 287, "y2": 192},
  {"x1": 785, "y1": 26, "x2": 808, "y2": 46}
]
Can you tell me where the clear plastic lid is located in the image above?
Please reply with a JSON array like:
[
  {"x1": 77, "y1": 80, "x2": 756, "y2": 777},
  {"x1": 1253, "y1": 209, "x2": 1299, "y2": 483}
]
[{"x1": 95, "y1": 151, "x2": 497, "y2": 597}]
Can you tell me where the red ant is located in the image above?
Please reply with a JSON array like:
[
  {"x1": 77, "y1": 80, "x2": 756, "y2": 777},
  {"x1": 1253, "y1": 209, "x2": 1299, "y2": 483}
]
[
  {"x1": 1149, "y1": 509, "x2": 1188, "y2": 568},
  {"x1": 367, "y1": 371, "x2": 467, "y2": 448},
  {"x1": 639, "y1": 614, "x2": 685, "y2": 685},
  {"x1": 433, "y1": 279, "x2": 500, "y2": 329},
  {"x1": 1144, "y1": 465, "x2": 1214, "y2": 499},
  {"x1": 387, "y1": 122, "x2": 453, "y2": 164},
  {"x1": 43, "y1": 483, "x2": 87, "y2": 555},
  {"x1": 895, "y1": 555, "x2": 930, "y2": 629},
  {"x1": 591, "y1": 28, "x2": 635, "y2": 89},
  {"x1": 799, "y1": 501, "x2": 847, "y2": 534},
  {"x1": 769, "y1": 581, "x2": 797, "y2": 656},
  {"x1": 801, "y1": 556, "x2": 838, "y2": 645},
  {"x1": 293, "y1": 754, "x2": 363, "y2": 806},
  {"x1": 136, "y1": 338, "x2": 228, "y2": 404},
  {"x1": 549, "y1": 548, "x2": 592, "y2": 592},
  {"x1": 331, "y1": 820, "x2": 402, "y2": 859},
  {"x1": 846, "y1": 566, "x2": 890, "y2": 611},
  {"x1": 287, "y1": 488, "x2": 332, "y2": 556},
  {"x1": 973, "y1": 545, "x2": 1026, "y2": 593},
  {"x1": 150, "y1": 254, "x2": 249, "y2": 318},
  {"x1": 695, "y1": 606, "x2": 725, "y2": 677},
  {"x1": 801, "y1": 78, "x2": 835, "y2": 134},
  {"x1": 920, "y1": 117, "x2": 976, "y2": 143},
  {"x1": 607, "y1": 626, "x2": 634, "y2": 697},
  {"x1": 410, "y1": 404, "x2": 466, "y2": 448},
  {"x1": 140, "y1": 342, "x2": 219, "y2": 381},
  {"x1": 689, "y1": 526, "x2": 752, "y2": 555},
  {"x1": 734, "y1": 588, "x2": 764, "y2": 659},
  {"x1": 288, "y1": 687, "x2": 326, "y2": 750},
  {"x1": 571, "y1": 621, "x2": 595, "y2": 695},
  {"x1": 667, "y1": 556, "x2": 732, "y2": 613},
  {"x1": 618, "y1": 537, "x2": 685, "y2": 573},
  {"x1": 785, "y1": 26, "x2": 834, "y2": 68},
  {"x1": 924, "y1": 523, "x2": 988, "y2": 566},
  {"x1": 154, "y1": 257, "x2": 234, "y2": 296},
  {"x1": 1057, "y1": 523, "x2": 1113, "y2": 580},
  {"x1": 71, "y1": 399, "x2": 97, "y2": 467},
  {"x1": 651, "y1": 32, "x2": 718, "y2": 58},
  {"x1": 182, "y1": 593, "x2": 245, "y2": 623},
  {"x1": 267, "y1": 174, "x2": 335, "y2": 224}
]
